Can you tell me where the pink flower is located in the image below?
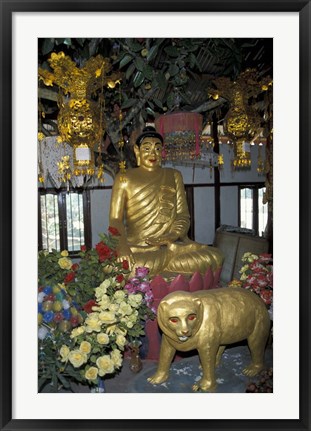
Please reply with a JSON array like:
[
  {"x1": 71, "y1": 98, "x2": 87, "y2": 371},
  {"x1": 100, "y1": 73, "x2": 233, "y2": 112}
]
[
  {"x1": 138, "y1": 281, "x2": 150, "y2": 292},
  {"x1": 135, "y1": 267, "x2": 149, "y2": 278},
  {"x1": 258, "y1": 253, "x2": 272, "y2": 263}
]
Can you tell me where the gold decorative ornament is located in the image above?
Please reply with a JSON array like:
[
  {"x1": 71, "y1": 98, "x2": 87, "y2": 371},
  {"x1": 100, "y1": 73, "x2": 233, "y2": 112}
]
[
  {"x1": 109, "y1": 127, "x2": 224, "y2": 277},
  {"x1": 210, "y1": 69, "x2": 272, "y2": 170},
  {"x1": 38, "y1": 52, "x2": 122, "y2": 185},
  {"x1": 148, "y1": 288, "x2": 270, "y2": 391}
]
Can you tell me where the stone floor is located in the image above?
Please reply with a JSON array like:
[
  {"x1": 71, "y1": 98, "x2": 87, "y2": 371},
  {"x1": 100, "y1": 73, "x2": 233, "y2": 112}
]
[
  {"x1": 100, "y1": 344, "x2": 273, "y2": 393},
  {"x1": 42, "y1": 343, "x2": 272, "y2": 394}
]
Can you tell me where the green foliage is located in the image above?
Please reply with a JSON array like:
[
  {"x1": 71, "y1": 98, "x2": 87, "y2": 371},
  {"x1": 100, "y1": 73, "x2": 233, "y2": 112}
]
[
  {"x1": 38, "y1": 330, "x2": 82, "y2": 392},
  {"x1": 38, "y1": 249, "x2": 73, "y2": 286}
]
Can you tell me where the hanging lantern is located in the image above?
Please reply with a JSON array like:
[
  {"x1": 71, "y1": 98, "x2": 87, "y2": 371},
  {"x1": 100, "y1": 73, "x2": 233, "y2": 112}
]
[
  {"x1": 57, "y1": 98, "x2": 101, "y2": 176},
  {"x1": 224, "y1": 83, "x2": 261, "y2": 169},
  {"x1": 210, "y1": 69, "x2": 271, "y2": 170},
  {"x1": 38, "y1": 52, "x2": 122, "y2": 186},
  {"x1": 155, "y1": 112, "x2": 203, "y2": 161}
]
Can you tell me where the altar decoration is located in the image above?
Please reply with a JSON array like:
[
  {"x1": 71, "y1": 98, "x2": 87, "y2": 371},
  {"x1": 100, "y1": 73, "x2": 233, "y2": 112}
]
[
  {"x1": 37, "y1": 228, "x2": 155, "y2": 392},
  {"x1": 209, "y1": 69, "x2": 272, "y2": 170},
  {"x1": 229, "y1": 252, "x2": 273, "y2": 306},
  {"x1": 38, "y1": 52, "x2": 122, "y2": 186}
]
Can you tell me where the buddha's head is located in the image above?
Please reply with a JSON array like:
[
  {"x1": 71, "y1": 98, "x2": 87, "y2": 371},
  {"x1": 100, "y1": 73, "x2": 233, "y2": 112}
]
[{"x1": 134, "y1": 126, "x2": 164, "y2": 170}]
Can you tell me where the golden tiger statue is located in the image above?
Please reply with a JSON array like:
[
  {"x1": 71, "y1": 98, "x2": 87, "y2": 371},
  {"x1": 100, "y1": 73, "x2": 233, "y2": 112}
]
[{"x1": 147, "y1": 287, "x2": 271, "y2": 391}]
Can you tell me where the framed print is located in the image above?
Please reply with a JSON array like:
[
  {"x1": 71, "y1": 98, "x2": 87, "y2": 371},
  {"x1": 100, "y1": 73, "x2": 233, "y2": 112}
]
[{"x1": 1, "y1": 0, "x2": 310, "y2": 430}]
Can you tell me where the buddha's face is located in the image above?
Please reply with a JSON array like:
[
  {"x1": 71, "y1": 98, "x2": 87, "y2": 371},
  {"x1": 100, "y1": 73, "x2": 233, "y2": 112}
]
[{"x1": 134, "y1": 137, "x2": 163, "y2": 170}]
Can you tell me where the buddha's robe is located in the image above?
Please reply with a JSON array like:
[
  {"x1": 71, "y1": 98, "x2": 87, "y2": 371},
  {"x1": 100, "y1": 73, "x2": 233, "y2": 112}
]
[{"x1": 109, "y1": 167, "x2": 223, "y2": 277}]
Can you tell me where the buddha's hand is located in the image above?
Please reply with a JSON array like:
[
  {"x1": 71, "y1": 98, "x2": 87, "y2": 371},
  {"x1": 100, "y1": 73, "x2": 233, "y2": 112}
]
[
  {"x1": 145, "y1": 233, "x2": 178, "y2": 246},
  {"x1": 116, "y1": 244, "x2": 135, "y2": 269}
]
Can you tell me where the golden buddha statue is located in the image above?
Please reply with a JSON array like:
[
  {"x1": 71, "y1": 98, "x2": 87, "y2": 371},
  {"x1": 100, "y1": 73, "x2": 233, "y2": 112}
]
[{"x1": 109, "y1": 126, "x2": 224, "y2": 278}]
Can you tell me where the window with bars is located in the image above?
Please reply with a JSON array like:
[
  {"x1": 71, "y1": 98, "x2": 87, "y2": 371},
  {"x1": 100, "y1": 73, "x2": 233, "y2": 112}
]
[
  {"x1": 38, "y1": 189, "x2": 91, "y2": 254},
  {"x1": 239, "y1": 185, "x2": 268, "y2": 236}
]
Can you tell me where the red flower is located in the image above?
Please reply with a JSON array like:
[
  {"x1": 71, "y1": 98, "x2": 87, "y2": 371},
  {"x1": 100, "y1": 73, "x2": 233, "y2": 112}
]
[
  {"x1": 260, "y1": 289, "x2": 273, "y2": 305},
  {"x1": 54, "y1": 312, "x2": 64, "y2": 323},
  {"x1": 83, "y1": 299, "x2": 97, "y2": 314},
  {"x1": 108, "y1": 226, "x2": 120, "y2": 236},
  {"x1": 122, "y1": 260, "x2": 129, "y2": 270},
  {"x1": 64, "y1": 271, "x2": 75, "y2": 284},
  {"x1": 116, "y1": 274, "x2": 124, "y2": 283},
  {"x1": 81, "y1": 245, "x2": 87, "y2": 252},
  {"x1": 95, "y1": 242, "x2": 113, "y2": 262},
  {"x1": 71, "y1": 263, "x2": 79, "y2": 271},
  {"x1": 70, "y1": 315, "x2": 80, "y2": 327}
]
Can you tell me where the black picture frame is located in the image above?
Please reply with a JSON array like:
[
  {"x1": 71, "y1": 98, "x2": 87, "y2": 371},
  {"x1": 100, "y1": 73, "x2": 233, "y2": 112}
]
[{"x1": 1, "y1": 1, "x2": 310, "y2": 430}]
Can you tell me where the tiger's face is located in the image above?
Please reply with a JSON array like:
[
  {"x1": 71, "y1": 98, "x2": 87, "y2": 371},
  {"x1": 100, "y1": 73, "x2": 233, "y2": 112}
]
[{"x1": 157, "y1": 292, "x2": 203, "y2": 343}]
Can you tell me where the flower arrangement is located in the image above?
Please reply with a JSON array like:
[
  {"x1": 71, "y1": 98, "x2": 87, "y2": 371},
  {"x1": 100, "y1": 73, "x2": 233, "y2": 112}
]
[
  {"x1": 59, "y1": 269, "x2": 154, "y2": 385},
  {"x1": 38, "y1": 227, "x2": 155, "y2": 391},
  {"x1": 231, "y1": 252, "x2": 273, "y2": 306}
]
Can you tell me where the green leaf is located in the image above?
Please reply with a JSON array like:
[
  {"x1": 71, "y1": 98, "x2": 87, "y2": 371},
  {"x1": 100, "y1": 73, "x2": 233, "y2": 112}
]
[
  {"x1": 54, "y1": 38, "x2": 65, "y2": 46},
  {"x1": 133, "y1": 71, "x2": 145, "y2": 88},
  {"x1": 121, "y1": 98, "x2": 137, "y2": 109},
  {"x1": 75, "y1": 38, "x2": 85, "y2": 47},
  {"x1": 38, "y1": 376, "x2": 48, "y2": 391},
  {"x1": 168, "y1": 64, "x2": 179, "y2": 77},
  {"x1": 189, "y1": 53, "x2": 202, "y2": 72},
  {"x1": 57, "y1": 372, "x2": 71, "y2": 389},
  {"x1": 143, "y1": 64, "x2": 153, "y2": 81},
  {"x1": 153, "y1": 98, "x2": 163, "y2": 109},
  {"x1": 63, "y1": 38, "x2": 72, "y2": 46},
  {"x1": 146, "y1": 107, "x2": 155, "y2": 116},
  {"x1": 51, "y1": 370, "x2": 58, "y2": 389},
  {"x1": 147, "y1": 100, "x2": 154, "y2": 109},
  {"x1": 166, "y1": 93, "x2": 175, "y2": 110},
  {"x1": 41, "y1": 39, "x2": 55, "y2": 56},
  {"x1": 134, "y1": 57, "x2": 145, "y2": 72},
  {"x1": 156, "y1": 73, "x2": 168, "y2": 91},
  {"x1": 164, "y1": 45, "x2": 179, "y2": 57},
  {"x1": 146, "y1": 44, "x2": 159, "y2": 62},
  {"x1": 126, "y1": 40, "x2": 143, "y2": 52},
  {"x1": 125, "y1": 63, "x2": 136, "y2": 80},
  {"x1": 119, "y1": 54, "x2": 134, "y2": 69}
]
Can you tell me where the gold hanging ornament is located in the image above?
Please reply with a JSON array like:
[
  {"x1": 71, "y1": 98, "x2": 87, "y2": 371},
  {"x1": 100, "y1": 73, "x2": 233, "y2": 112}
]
[
  {"x1": 210, "y1": 69, "x2": 272, "y2": 170},
  {"x1": 38, "y1": 52, "x2": 121, "y2": 185}
]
